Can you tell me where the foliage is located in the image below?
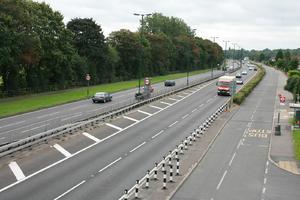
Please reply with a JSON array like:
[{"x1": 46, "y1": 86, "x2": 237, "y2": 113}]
[{"x1": 293, "y1": 129, "x2": 300, "y2": 161}]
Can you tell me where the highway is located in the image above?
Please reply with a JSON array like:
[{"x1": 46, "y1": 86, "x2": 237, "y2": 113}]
[
  {"x1": 0, "y1": 63, "x2": 251, "y2": 199},
  {"x1": 172, "y1": 66, "x2": 300, "y2": 200},
  {"x1": 0, "y1": 69, "x2": 227, "y2": 145}
]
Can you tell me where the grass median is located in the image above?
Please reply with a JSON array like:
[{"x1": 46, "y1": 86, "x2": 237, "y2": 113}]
[
  {"x1": 0, "y1": 69, "x2": 212, "y2": 118},
  {"x1": 293, "y1": 129, "x2": 300, "y2": 161}
]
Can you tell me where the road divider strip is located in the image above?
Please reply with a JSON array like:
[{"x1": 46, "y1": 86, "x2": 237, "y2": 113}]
[
  {"x1": 105, "y1": 123, "x2": 123, "y2": 131},
  {"x1": 8, "y1": 161, "x2": 25, "y2": 181},
  {"x1": 82, "y1": 132, "x2": 101, "y2": 143},
  {"x1": 53, "y1": 144, "x2": 72, "y2": 157}
]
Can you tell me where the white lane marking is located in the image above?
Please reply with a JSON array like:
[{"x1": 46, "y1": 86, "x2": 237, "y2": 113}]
[
  {"x1": 168, "y1": 97, "x2": 178, "y2": 101},
  {"x1": 37, "y1": 112, "x2": 60, "y2": 119},
  {"x1": 206, "y1": 98, "x2": 212, "y2": 103},
  {"x1": 123, "y1": 116, "x2": 139, "y2": 122},
  {"x1": 266, "y1": 161, "x2": 269, "y2": 167},
  {"x1": 69, "y1": 105, "x2": 88, "y2": 111},
  {"x1": 98, "y1": 157, "x2": 122, "y2": 173},
  {"x1": 182, "y1": 114, "x2": 189, "y2": 119},
  {"x1": 149, "y1": 105, "x2": 163, "y2": 110},
  {"x1": 237, "y1": 140, "x2": 242, "y2": 149},
  {"x1": 105, "y1": 123, "x2": 123, "y2": 131},
  {"x1": 61, "y1": 113, "x2": 82, "y2": 121},
  {"x1": 82, "y1": 132, "x2": 101, "y2": 143},
  {"x1": 168, "y1": 121, "x2": 178, "y2": 128},
  {"x1": 177, "y1": 95, "x2": 184, "y2": 98},
  {"x1": 192, "y1": 108, "x2": 198, "y2": 113},
  {"x1": 264, "y1": 178, "x2": 267, "y2": 184},
  {"x1": 182, "y1": 92, "x2": 190, "y2": 95},
  {"x1": 265, "y1": 168, "x2": 268, "y2": 174},
  {"x1": 160, "y1": 101, "x2": 172, "y2": 106},
  {"x1": 216, "y1": 170, "x2": 227, "y2": 190},
  {"x1": 53, "y1": 180, "x2": 86, "y2": 200},
  {"x1": 199, "y1": 104, "x2": 204, "y2": 107},
  {"x1": 0, "y1": 137, "x2": 5, "y2": 140},
  {"x1": 262, "y1": 187, "x2": 266, "y2": 194},
  {"x1": 8, "y1": 161, "x2": 25, "y2": 181},
  {"x1": 137, "y1": 110, "x2": 152, "y2": 116},
  {"x1": 0, "y1": 120, "x2": 26, "y2": 129},
  {"x1": 20, "y1": 123, "x2": 50, "y2": 133},
  {"x1": 53, "y1": 144, "x2": 72, "y2": 157},
  {"x1": 129, "y1": 141, "x2": 146, "y2": 153},
  {"x1": 229, "y1": 152, "x2": 236, "y2": 166},
  {"x1": 152, "y1": 130, "x2": 164, "y2": 139}
]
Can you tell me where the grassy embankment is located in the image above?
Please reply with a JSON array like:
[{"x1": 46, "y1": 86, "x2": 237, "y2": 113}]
[
  {"x1": 233, "y1": 64, "x2": 266, "y2": 105},
  {"x1": 0, "y1": 69, "x2": 211, "y2": 117},
  {"x1": 293, "y1": 129, "x2": 300, "y2": 160}
]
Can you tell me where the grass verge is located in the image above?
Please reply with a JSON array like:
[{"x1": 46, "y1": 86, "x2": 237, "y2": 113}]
[
  {"x1": 233, "y1": 64, "x2": 266, "y2": 105},
  {"x1": 293, "y1": 129, "x2": 300, "y2": 160},
  {"x1": 0, "y1": 69, "x2": 211, "y2": 118}
]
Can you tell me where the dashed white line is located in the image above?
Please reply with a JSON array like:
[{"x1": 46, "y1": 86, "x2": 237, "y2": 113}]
[
  {"x1": 53, "y1": 144, "x2": 72, "y2": 157},
  {"x1": 262, "y1": 187, "x2": 266, "y2": 194},
  {"x1": 53, "y1": 180, "x2": 86, "y2": 200},
  {"x1": 129, "y1": 141, "x2": 146, "y2": 153},
  {"x1": 105, "y1": 123, "x2": 123, "y2": 131},
  {"x1": 20, "y1": 123, "x2": 50, "y2": 133},
  {"x1": 152, "y1": 130, "x2": 164, "y2": 139},
  {"x1": 192, "y1": 108, "x2": 198, "y2": 113},
  {"x1": 266, "y1": 161, "x2": 269, "y2": 167},
  {"x1": 37, "y1": 112, "x2": 60, "y2": 119},
  {"x1": 216, "y1": 170, "x2": 227, "y2": 190},
  {"x1": 160, "y1": 101, "x2": 172, "y2": 106},
  {"x1": 149, "y1": 105, "x2": 163, "y2": 110},
  {"x1": 98, "y1": 157, "x2": 122, "y2": 173},
  {"x1": 229, "y1": 152, "x2": 236, "y2": 166},
  {"x1": 123, "y1": 116, "x2": 139, "y2": 122},
  {"x1": 199, "y1": 104, "x2": 204, "y2": 107},
  {"x1": 0, "y1": 120, "x2": 26, "y2": 129},
  {"x1": 264, "y1": 178, "x2": 267, "y2": 184},
  {"x1": 182, "y1": 114, "x2": 189, "y2": 119},
  {"x1": 168, "y1": 121, "x2": 178, "y2": 128},
  {"x1": 137, "y1": 110, "x2": 152, "y2": 116},
  {"x1": 206, "y1": 98, "x2": 212, "y2": 103},
  {"x1": 82, "y1": 132, "x2": 101, "y2": 143},
  {"x1": 8, "y1": 161, "x2": 25, "y2": 181},
  {"x1": 61, "y1": 113, "x2": 82, "y2": 121},
  {"x1": 265, "y1": 168, "x2": 268, "y2": 174}
]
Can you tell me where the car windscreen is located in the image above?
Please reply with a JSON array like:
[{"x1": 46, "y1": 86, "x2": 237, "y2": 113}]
[{"x1": 218, "y1": 81, "x2": 231, "y2": 86}]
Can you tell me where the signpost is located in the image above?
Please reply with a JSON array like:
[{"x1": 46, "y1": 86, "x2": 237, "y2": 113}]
[{"x1": 86, "y1": 74, "x2": 91, "y2": 97}]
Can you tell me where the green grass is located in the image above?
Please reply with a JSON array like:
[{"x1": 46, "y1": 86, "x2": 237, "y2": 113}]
[
  {"x1": 293, "y1": 129, "x2": 300, "y2": 160},
  {"x1": 0, "y1": 69, "x2": 211, "y2": 117}
]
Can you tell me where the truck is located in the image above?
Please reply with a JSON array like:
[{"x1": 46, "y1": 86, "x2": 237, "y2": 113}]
[{"x1": 217, "y1": 76, "x2": 236, "y2": 96}]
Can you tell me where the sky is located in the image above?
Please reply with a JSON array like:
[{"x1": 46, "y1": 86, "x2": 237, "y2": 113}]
[{"x1": 35, "y1": 0, "x2": 300, "y2": 50}]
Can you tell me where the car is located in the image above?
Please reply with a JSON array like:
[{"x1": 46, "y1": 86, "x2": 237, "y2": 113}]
[
  {"x1": 254, "y1": 67, "x2": 258, "y2": 71},
  {"x1": 235, "y1": 73, "x2": 242, "y2": 78},
  {"x1": 164, "y1": 80, "x2": 176, "y2": 87},
  {"x1": 236, "y1": 79, "x2": 243, "y2": 85},
  {"x1": 242, "y1": 70, "x2": 247, "y2": 75},
  {"x1": 248, "y1": 67, "x2": 254, "y2": 70},
  {"x1": 92, "y1": 92, "x2": 112, "y2": 103}
]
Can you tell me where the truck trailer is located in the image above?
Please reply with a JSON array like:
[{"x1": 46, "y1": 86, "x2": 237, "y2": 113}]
[{"x1": 217, "y1": 76, "x2": 236, "y2": 96}]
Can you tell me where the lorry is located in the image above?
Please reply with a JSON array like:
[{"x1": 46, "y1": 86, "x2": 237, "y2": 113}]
[
  {"x1": 217, "y1": 76, "x2": 236, "y2": 96},
  {"x1": 135, "y1": 77, "x2": 154, "y2": 100}
]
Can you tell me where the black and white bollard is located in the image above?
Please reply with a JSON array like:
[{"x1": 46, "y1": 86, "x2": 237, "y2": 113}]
[
  {"x1": 154, "y1": 163, "x2": 158, "y2": 180},
  {"x1": 200, "y1": 125, "x2": 204, "y2": 135},
  {"x1": 179, "y1": 142, "x2": 184, "y2": 154},
  {"x1": 135, "y1": 180, "x2": 139, "y2": 199},
  {"x1": 175, "y1": 146, "x2": 179, "y2": 159},
  {"x1": 184, "y1": 137, "x2": 188, "y2": 150},
  {"x1": 162, "y1": 169, "x2": 167, "y2": 190},
  {"x1": 169, "y1": 163, "x2": 174, "y2": 182},
  {"x1": 123, "y1": 189, "x2": 128, "y2": 200},
  {"x1": 176, "y1": 158, "x2": 180, "y2": 176},
  {"x1": 168, "y1": 151, "x2": 172, "y2": 166},
  {"x1": 188, "y1": 135, "x2": 193, "y2": 145},
  {"x1": 145, "y1": 170, "x2": 150, "y2": 189},
  {"x1": 162, "y1": 157, "x2": 166, "y2": 172},
  {"x1": 192, "y1": 130, "x2": 196, "y2": 141},
  {"x1": 196, "y1": 128, "x2": 200, "y2": 138}
]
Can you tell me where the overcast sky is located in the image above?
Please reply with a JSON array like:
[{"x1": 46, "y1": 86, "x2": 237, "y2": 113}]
[{"x1": 36, "y1": 0, "x2": 300, "y2": 50}]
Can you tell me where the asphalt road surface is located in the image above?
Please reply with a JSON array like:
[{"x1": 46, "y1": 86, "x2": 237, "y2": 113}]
[
  {"x1": 0, "y1": 64, "x2": 252, "y2": 200},
  {"x1": 172, "y1": 66, "x2": 300, "y2": 200}
]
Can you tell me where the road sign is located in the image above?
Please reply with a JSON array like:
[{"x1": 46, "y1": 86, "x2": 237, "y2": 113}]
[
  {"x1": 280, "y1": 96, "x2": 285, "y2": 103},
  {"x1": 144, "y1": 77, "x2": 150, "y2": 85},
  {"x1": 86, "y1": 74, "x2": 91, "y2": 81}
]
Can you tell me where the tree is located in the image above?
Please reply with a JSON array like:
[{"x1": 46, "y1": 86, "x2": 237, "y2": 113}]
[{"x1": 275, "y1": 50, "x2": 284, "y2": 61}]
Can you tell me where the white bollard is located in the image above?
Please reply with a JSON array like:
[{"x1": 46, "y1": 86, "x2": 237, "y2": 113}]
[
  {"x1": 192, "y1": 130, "x2": 196, "y2": 141},
  {"x1": 168, "y1": 151, "x2": 172, "y2": 166},
  {"x1": 162, "y1": 169, "x2": 167, "y2": 190},
  {"x1": 123, "y1": 189, "x2": 128, "y2": 200},
  {"x1": 184, "y1": 137, "x2": 188, "y2": 149},
  {"x1": 145, "y1": 170, "x2": 150, "y2": 189},
  {"x1": 162, "y1": 157, "x2": 166, "y2": 172},
  {"x1": 175, "y1": 146, "x2": 179, "y2": 159},
  {"x1": 179, "y1": 142, "x2": 184, "y2": 154},
  {"x1": 135, "y1": 180, "x2": 139, "y2": 199},
  {"x1": 154, "y1": 163, "x2": 158, "y2": 180},
  {"x1": 176, "y1": 158, "x2": 180, "y2": 176},
  {"x1": 188, "y1": 135, "x2": 193, "y2": 145},
  {"x1": 169, "y1": 163, "x2": 174, "y2": 182}
]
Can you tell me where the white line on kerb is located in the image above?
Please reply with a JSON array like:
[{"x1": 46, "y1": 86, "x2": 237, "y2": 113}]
[
  {"x1": 123, "y1": 116, "x2": 139, "y2": 122},
  {"x1": 8, "y1": 161, "x2": 25, "y2": 181},
  {"x1": 82, "y1": 132, "x2": 101, "y2": 143},
  {"x1": 53, "y1": 180, "x2": 86, "y2": 200},
  {"x1": 149, "y1": 105, "x2": 163, "y2": 110},
  {"x1": 182, "y1": 114, "x2": 189, "y2": 119},
  {"x1": 152, "y1": 130, "x2": 164, "y2": 139},
  {"x1": 99, "y1": 157, "x2": 122, "y2": 173},
  {"x1": 129, "y1": 142, "x2": 146, "y2": 153},
  {"x1": 53, "y1": 144, "x2": 72, "y2": 157},
  {"x1": 168, "y1": 121, "x2": 178, "y2": 128},
  {"x1": 105, "y1": 123, "x2": 123, "y2": 131},
  {"x1": 217, "y1": 170, "x2": 227, "y2": 190},
  {"x1": 229, "y1": 152, "x2": 236, "y2": 166},
  {"x1": 137, "y1": 110, "x2": 152, "y2": 116}
]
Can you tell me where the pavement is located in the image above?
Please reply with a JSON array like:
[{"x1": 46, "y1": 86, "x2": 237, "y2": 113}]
[{"x1": 269, "y1": 68, "x2": 300, "y2": 175}]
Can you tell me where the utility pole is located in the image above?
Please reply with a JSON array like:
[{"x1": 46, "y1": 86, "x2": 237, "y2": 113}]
[
  {"x1": 223, "y1": 40, "x2": 230, "y2": 71},
  {"x1": 211, "y1": 36, "x2": 219, "y2": 78},
  {"x1": 232, "y1": 43, "x2": 237, "y2": 68}
]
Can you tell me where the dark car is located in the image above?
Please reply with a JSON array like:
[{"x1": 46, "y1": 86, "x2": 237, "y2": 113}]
[
  {"x1": 254, "y1": 67, "x2": 258, "y2": 71},
  {"x1": 164, "y1": 80, "x2": 176, "y2": 87},
  {"x1": 92, "y1": 92, "x2": 112, "y2": 103}
]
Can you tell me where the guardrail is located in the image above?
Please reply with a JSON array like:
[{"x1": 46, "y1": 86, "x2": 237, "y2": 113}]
[{"x1": 0, "y1": 68, "x2": 240, "y2": 158}]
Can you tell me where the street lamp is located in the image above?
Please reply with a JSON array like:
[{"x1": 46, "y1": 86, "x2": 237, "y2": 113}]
[
  {"x1": 133, "y1": 13, "x2": 152, "y2": 94},
  {"x1": 186, "y1": 28, "x2": 197, "y2": 86},
  {"x1": 211, "y1": 36, "x2": 219, "y2": 78},
  {"x1": 223, "y1": 40, "x2": 230, "y2": 71}
]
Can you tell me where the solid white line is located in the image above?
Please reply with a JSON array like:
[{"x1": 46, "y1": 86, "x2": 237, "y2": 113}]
[
  {"x1": 217, "y1": 170, "x2": 227, "y2": 190},
  {"x1": 53, "y1": 144, "x2": 72, "y2": 157},
  {"x1": 37, "y1": 112, "x2": 60, "y2": 119},
  {"x1": 152, "y1": 130, "x2": 164, "y2": 139},
  {"x1": 105, "y1": 123, "x2": 123, "y2": 131},
  {"x1": 160, "y1": 101, "x2": 172, "y2": 106},
  {"x1": 149, "y1": 105, "x2": 163, "y2": 110},
  {"x1": 182, "y1": 114, "x2": 189, "y2": 119},
  {"x1": 137, "y1": 110, "x2": 152, "y2": 116},
  {"x1": 98, "y1": 157, "x2": 122, "y2": 173},
  {"x1": 229, "y1": 152, "x2": 236, "y2": 166},
  {"x1": 262, "y1": 187, "x2": 266, "y2": 194},
  {"x1": 192, "y1": 108, "x2": 198, "y2": 113},
  {"x1": 53, "y1": 180, "x2": 86, "y2": 200},
  {"x1": 168, "y1": 121, "x2": 178, "y2": 128},
  {"x1": 264, "y1": 178, "x2": 267, "y2": 184},
  {"x1": 61, "y1": 114, "x2": 82, "y2": 121},
  {"x1": 20, "y1": 123, "x2": 50, "y2": 133},
  {"x1": 82, "y1": 132, "x2": 101, "y2": 143},
  {"x1": 0, "y1": 120, "x2": 26, "y2": 129},
  {"x1": 8, "y1": 162, "x2": 25, "y2": 181},
  {"x1": 168, "y1": 97, "x2": 178, "y2": 101},
  {"x1": 129, "y1": 142, "x2": 146, "y2": 153},
  {"x1": 123, "y1": 116, "x2": 139, "y2": 122}
]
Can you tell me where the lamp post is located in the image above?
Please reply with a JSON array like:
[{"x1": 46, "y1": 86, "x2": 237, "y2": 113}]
[
  {"x1": 223, "y1": 40, "x2": 230, "y2": 71},
  {"x1": 133, "y1": 13, "x2": 152, "y2": 94},
  {"x1": 232, "y1": 43, "x2": 237, "y2": 68},
  {"x1": 186, "y1": 28, "x2": 197, "y2": 86},
  {"x1": 211, "y1": 36, "x2": 219, "y2": 78}
]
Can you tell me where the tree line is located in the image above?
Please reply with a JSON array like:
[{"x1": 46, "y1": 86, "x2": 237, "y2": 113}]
[{"x1": 0, "y1": 0, "x2": 224, "y2": 97}]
